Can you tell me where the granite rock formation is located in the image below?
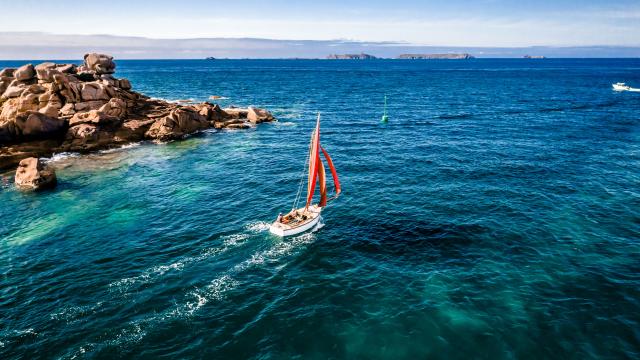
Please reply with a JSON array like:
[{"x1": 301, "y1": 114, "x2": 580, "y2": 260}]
[{"x1": 0, "y1": 53, "x2": 275, "y2": 170}]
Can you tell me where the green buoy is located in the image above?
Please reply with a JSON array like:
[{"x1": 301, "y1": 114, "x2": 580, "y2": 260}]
[{"x1": 381, "y1": 95, "x2": 389, "y2": 122}]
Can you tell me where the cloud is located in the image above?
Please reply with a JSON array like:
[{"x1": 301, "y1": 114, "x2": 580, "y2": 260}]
[{"x1": 0, "y1": 32, "x2": 638, "y2": 60}]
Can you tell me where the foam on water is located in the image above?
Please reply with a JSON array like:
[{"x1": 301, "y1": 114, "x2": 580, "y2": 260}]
[
  {"x1": 234, "y1": 227, "x2": 320, "y2": 271},
  {"x1": 46, "y1": 152, "x2": 80, "y2": 163},
  {"x1": 179, "y1": 275, "x2": 240, "y2": 316},
  {"x1": 245, "y1": 221, "x2": 270, "y2": 233},
  {"x1": 109, "y1": 228, "x2": 254, "y2": 294},
  {"x1": 275, "y1": 121, "x2": 297, "y2": 127},
  {"x1": 98, "y1": 142, "x2": 142, "y2": 154},
  {"x1": 50, "y1": 302, "x2": 104, "y2": 323}
]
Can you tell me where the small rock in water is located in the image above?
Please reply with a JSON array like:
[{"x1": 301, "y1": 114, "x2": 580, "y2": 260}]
[
  {"x1": 247, "y1": 107, "x2": 275, "y2": 124},
  {"x1": 14, "y1": 157, "x2": 57, "y2": 191}
]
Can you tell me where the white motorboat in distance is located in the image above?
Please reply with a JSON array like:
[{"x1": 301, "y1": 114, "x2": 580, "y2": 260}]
[
  {"x1": 613, "y1": 82, "x2": 640, "y2": 92},
  {"x1": 613, "y1": 82, "x2": 631, "y2": 91},
  {"x1": 269, "y1": 114, "x2": 341, "y2": 237}
]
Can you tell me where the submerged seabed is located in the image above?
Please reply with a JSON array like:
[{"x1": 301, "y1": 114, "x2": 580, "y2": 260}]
[{"x1": 1, "y1": 59, "x2": 639, "y2": 359}]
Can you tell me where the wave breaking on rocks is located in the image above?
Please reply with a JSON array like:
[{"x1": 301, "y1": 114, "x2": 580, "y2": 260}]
[{"x1": 0, "y1": 53, "x2": 275, "y2": 171}]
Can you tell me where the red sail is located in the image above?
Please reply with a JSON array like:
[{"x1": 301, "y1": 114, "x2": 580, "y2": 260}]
[
  {"x1": 318, "y1": 157, "x2": 327, "y2": 207},
  {"x1": 305, "y1": 116, "x2": 321, "y2": 209},
  {"x1": 321, "y1": 146, "x2": 341, "y2": 199}
]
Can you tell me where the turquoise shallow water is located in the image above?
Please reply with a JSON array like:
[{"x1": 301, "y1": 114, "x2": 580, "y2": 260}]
[{"x1": 1, "y1": 59, "x2": 640, "y2": 359}]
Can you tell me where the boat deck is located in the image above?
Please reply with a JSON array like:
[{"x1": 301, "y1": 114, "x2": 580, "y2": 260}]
[{"x1": 270, "y1": 205, "x2": 322, "y2": 236}]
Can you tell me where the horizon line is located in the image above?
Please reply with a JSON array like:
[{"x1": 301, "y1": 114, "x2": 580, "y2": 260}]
[{"x1": 1, "y1": 58, "x2": 640, "y2": 62}]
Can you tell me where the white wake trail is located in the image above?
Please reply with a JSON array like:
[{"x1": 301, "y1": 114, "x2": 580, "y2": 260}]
[{"x1": 66, "y1": 226, "x2": 319, "y2": 358}]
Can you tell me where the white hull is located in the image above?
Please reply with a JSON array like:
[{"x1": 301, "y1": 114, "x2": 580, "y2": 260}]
[{"x1": 269, "y1": 205, "x2": 322, "y2": 237}]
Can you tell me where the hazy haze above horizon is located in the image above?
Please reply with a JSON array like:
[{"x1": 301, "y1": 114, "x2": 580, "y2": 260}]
[{"x1": 0, "y1": 0, "x2": 639, "y2": 59}]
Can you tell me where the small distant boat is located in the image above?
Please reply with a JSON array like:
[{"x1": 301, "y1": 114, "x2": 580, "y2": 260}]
[
  {"x1": 269, "y1": 114, "x2": 341, "y2": 237},
  {"x1": 381, "y1": 95, "x2": 389, "y2": 122},
  {"x1": 613, "y1": 82, "x2": 640, "y2": 92}
]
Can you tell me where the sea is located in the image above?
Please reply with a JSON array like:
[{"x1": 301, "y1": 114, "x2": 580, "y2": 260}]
[{"x1": 1, "y1": 59, "x2": 639, "y2": 359}]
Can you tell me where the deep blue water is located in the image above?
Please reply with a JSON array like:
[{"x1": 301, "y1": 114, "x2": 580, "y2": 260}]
[{"x1": 1, "y1": 59, "x2": 640, "y2": 359}]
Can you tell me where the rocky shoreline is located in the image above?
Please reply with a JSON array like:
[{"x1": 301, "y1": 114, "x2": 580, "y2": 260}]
[{"x1": 0, "y1": 53, "x2": 275, "y2": 176}]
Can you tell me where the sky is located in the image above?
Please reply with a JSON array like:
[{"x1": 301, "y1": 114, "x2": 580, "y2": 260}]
[{"x1": 1, "y1": 0, "x2": 639, "y2": 47}]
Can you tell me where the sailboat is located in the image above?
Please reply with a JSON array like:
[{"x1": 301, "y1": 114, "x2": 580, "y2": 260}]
[{"x1": 269, "y1": 114, "x2": 341, "y2": 237}]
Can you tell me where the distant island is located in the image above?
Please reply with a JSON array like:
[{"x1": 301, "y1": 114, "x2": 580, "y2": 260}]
[
  {"x1": 397, "y1": 53, "x2": 474, "y2": 60},
  {"x1": 326, "y1": 53, "x2": 475, "y2": 60},
  {"x1": 523, "y1": 55, "x2": 546, "y2": 59},
  {"x1": 327, "y1": 53, "x2": 378, "y2": 60},
  {"x1": 205, "y1": 57, "x2": 216, "y2": 60},
  {"x1": 3, "y1": 33, "x2": 640, "y2": 59}
]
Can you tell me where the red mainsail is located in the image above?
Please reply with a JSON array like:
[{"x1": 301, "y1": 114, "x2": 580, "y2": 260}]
[
  {"x1": 304, "y1": 114, "x2": 341, "y2": 209},
  {"x1": 305, "y1": 116, "x2": 321, "y2": 209}
]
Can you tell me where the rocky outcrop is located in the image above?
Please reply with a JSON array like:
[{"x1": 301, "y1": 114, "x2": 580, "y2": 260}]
[
  {"x1": 145, "y1": 107, "x2": 209, "y2": 141},
  {"x1": 14, "y1": 157, "x2": 57, "y2": 191},
  {"x1": 327, "y1": 53, "x2": 378, "y2": 60},
  {"x1": 0, "y1": 53, "x2": 276, "y2": 169}
]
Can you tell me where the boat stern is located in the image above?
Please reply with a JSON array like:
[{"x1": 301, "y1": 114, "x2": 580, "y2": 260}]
[{"x1": 269, "y1": 222, "x2": 286, "y2": 236}]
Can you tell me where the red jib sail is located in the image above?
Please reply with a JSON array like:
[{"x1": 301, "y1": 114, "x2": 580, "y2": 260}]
[
  {"x1": 318, "y1": 157, "x2": 327, "y2": 207},
  {"x1": 321, "y1": 146, "x2": 341, "y2": 199},
  {"x1": 305, "y1": 116, "x2": 321, "y2": 209}
]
